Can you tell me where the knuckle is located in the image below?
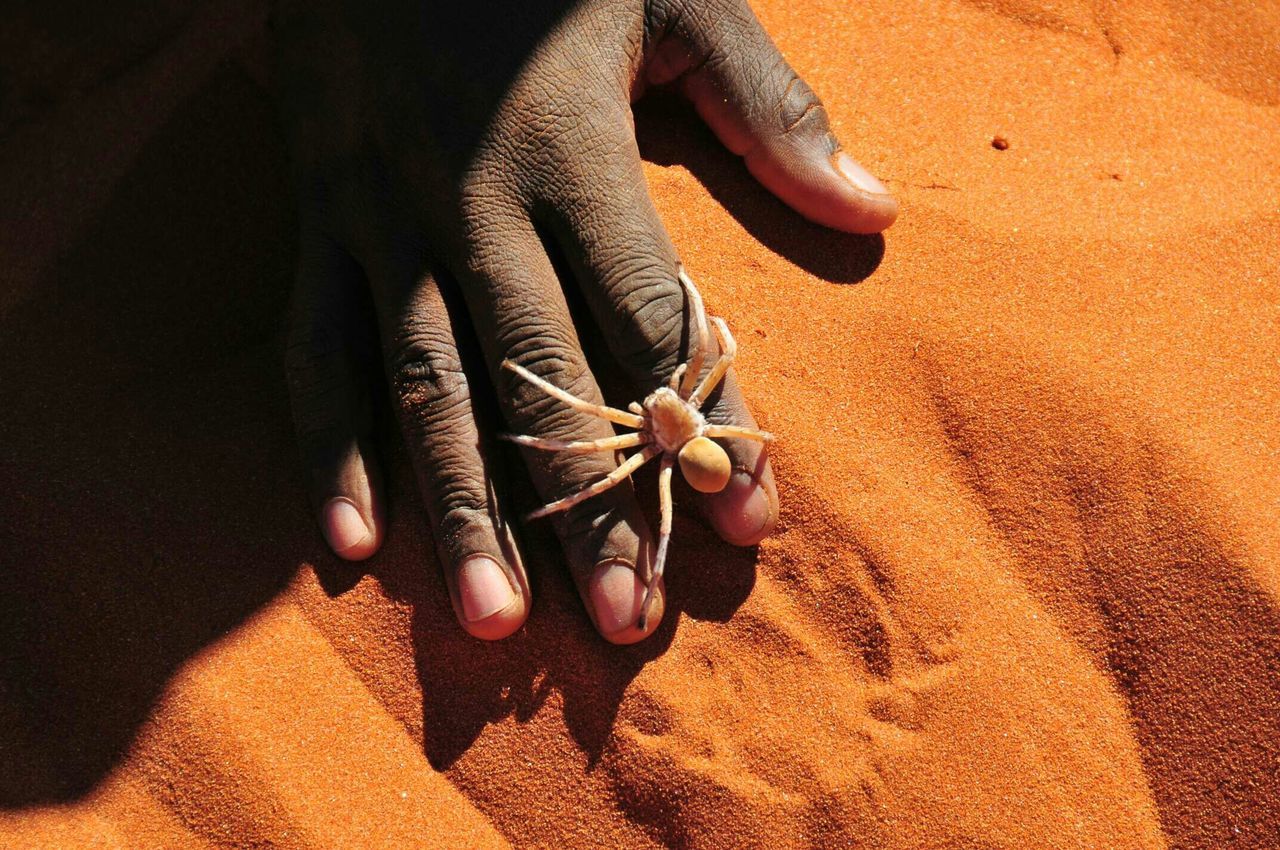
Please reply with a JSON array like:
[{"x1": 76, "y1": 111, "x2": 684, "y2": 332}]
[
  {"x1": 500, "y1": 336, "x2": 598, "y2": 428},
  {"x1": 415, "y1": 421, "x2": 480, "y2": 477},
  {"x1": 436, "y1": 505, "x2": 492, "y2": 553},
  {"x1": 389, "y1": 332, "x2": 471, "y2": 428},
  {"x1": 401, "y1": 411, "x2": 494, "y2": 524},
  {"x1": 776, "y1": 71, "x2": 831, "y2": 143},
  {"x1": 389, "y1": 348, "x2": 497, "y2": 528},
  {"x1": 609, "y1": 268, "x2": 685, "y2": 379}
]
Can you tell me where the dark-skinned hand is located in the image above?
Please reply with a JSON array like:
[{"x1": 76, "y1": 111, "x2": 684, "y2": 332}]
[{"x1": 274, "y1": 0, "x2": 897, "y2": 644}]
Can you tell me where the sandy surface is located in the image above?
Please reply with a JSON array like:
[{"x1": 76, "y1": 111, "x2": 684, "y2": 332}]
[{"x1": 2, "y1": 0, "x2": 1278, "y2": 847}]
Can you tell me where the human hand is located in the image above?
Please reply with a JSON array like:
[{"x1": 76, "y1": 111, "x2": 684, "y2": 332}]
[{"x1": 275, "y1": 0, "x2": 896, "y2": 643}]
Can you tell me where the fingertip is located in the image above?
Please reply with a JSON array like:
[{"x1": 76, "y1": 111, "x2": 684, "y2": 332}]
[
  {"x1": 459, "y1": 604, "x2": 529, "y2": 641},
  {"x1": 833, "y1": 151, "x2": 889, "y2": 195},
  {"x1": 832, "y1": 152, "x2": 899, "y2": 232},
  {"x1": 742, "y1": 146, "x2": 899, "y2": 235},
  {"x1": 322, "y1": 496, "x2": 381, "y2": 560},
  {"x1": 668, "y1": 9, "x2": 897, "y2": 236},
  {"x1": 455, "y1": 554, "x2": 529, "y2": 640},
  {"x1": 706, "y1": 467, "x2": 778, "y2": 547},
  {"x1": 589, "y1": 558, "x2": 664, "y2": 644}
]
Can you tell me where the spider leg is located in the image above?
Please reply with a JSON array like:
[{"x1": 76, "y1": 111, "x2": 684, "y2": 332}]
[
  {"x1": 629, "y1": 401, "x2": 644, "y2": 415},
  {"x1": 525, "y1": 445, "x2": 660, "y2": 520},
  {"x1": 637, "y1": 454, "x2": 673, "y2": 631},
  {"x1": 703, "y1": 424, "x2": 774, "y2": 442},
  {"x1": 667, "y1": 362, "x2": 687, "y2": 392},
  {"x1": 500, "y1": 432, "x2": 649, "y2": 454},
  {"x1": 676, "y1": 268, "x2": 709, "y2": 400},
  {"x1": 689, "y1": 317, "x2": 736, "y2": 408},
  {"x1": 503, "y1": 360, "x2": 644, "y2": 428}
]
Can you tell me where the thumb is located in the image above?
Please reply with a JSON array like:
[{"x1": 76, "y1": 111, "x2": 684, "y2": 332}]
[{"x1": 647, "y1": 0, "x2": 897, "y2": 234}]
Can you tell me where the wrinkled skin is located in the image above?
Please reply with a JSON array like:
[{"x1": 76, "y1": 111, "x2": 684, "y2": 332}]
[{"x1": 274, "y1": 0, "x2": 896, "y2": 644}]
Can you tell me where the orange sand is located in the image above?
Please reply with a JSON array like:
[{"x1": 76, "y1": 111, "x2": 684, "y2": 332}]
[{"x1": 2, "y1": 1, "x2": 1279, "y2": 847}]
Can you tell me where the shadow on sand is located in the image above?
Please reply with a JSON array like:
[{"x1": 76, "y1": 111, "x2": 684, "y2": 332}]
[{"x1": 634, "y1": 91, "x2": 884, "y2": 287}]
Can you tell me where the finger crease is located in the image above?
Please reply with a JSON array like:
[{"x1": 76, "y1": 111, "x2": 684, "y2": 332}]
[
  {"x1": 782, "y1": 99, "x2": 822, "y2": 136},
  {"x1": 776, "y1": 74, "x2": 800, "y2": 121}
]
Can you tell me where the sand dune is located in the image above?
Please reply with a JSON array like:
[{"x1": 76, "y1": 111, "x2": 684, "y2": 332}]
[{"x1": 2, "y1": 0, "x2": 1277, "y2": 847}]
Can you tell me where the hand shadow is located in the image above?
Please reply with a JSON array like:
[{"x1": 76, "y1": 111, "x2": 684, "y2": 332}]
[
  {"x1": 633, "y1": 90, "x2": 885, "y2": 286},
  {"x1": 0, "y1": 62, "x2": 306, "y2": 806}
]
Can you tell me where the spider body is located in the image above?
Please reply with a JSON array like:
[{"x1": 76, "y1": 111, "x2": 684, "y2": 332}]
[
  {"x1": 677, "y1": 436, "x2": 732, "y2": 494},
  {"x1": 643, "y1": 387, "x2": 706, "y2": 452},
  {"x1": 500, "y1": 268, "x2": 773, "y2": 630},
  {"x1": 642, "y1": 387, "x2": 732, "y2": 494}
]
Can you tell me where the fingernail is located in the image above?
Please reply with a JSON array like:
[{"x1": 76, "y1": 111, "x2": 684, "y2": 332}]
[
  {"x1": 835, "y1": 152, "x2": 890, "y2": 196},
  {"x1": 457, "y1": 556, "x2": 516, "y2": 622},
  {"x1": 710, "y1": 471, "x2": 773, "y2": 546},
  {"x1": 590, "y1": 558, "x2": 646, "y2": 636},
  {"x1": 322, "y1": 497, "x2": 371, "y2": 556}
]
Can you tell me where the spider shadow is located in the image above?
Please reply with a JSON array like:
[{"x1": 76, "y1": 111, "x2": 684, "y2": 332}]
[{"x1": 634, "y1": 91, "x2": 885, "y2": 286}]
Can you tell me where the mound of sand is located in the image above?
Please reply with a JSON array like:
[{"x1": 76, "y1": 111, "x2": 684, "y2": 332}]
[{"x1": 2, "y1": 0, "x2": 1277, "y2": 846}]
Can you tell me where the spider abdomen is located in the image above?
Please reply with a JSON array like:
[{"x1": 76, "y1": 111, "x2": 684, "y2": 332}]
[{"x1": 678, "y1": 436, "x2": 731, "y2": 493}]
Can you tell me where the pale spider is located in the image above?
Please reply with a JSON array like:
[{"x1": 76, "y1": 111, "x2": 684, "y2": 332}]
[{"x1": 500, "y1": 268, "x2": 773, "y2": 630}]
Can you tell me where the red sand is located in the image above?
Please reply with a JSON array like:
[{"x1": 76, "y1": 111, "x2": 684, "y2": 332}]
[{"x1": 2, "y1": 1, "x2": 1279, "y2": 847}]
